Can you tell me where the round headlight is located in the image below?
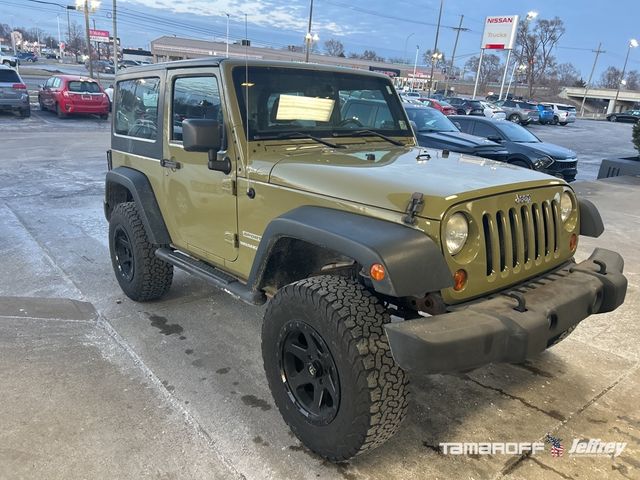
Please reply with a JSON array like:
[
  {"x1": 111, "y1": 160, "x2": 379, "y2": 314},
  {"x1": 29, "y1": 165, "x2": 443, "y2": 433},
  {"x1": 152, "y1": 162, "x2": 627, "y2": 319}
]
[
  {"x1": 445, "y1": 213, "x2": 469, "y2": 255},
  {"x1": 560, "y1": 191, "x2": 574, "y2": 222}
]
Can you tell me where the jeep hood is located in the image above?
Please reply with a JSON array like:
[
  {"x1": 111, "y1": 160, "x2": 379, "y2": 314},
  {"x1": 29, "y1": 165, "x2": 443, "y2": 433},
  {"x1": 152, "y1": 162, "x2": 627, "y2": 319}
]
[{"x1": 265, "y1": 144, "x2": 565, "y2": 220}]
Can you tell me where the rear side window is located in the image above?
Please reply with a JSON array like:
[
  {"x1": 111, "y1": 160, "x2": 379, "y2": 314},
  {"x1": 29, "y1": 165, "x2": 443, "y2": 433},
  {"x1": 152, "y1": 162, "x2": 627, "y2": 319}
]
[
  {"x1": 68, "y1": 81, "x2": 101, "y2": 93},
  {"x1": 115, "y1": 77, "x2": 160, "y2": 141},
  {"x1": 454, "y1": 118, "x2": 472, "y2": 134},
  {"x1": 557, "y1": 105, "x2": 575, "y2": 112},
  {"x1": 0, "y1": 70, "x2": 20, "y2": 83},
  {"x1": 171, "y1": 76, "x2": 222, "y2": 142},
  {"x1": 473, "y1": 122, "x2": 499, "y2": 138}
]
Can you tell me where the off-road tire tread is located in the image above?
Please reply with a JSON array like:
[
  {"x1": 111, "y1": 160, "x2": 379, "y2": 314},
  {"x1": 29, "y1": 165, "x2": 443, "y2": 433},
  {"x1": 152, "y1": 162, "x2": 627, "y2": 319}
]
[
  {"x1": 109, "y1": 202, "x2": 173, "y2": 301},
  {"x1": 263, "y1": 275, "x2": 409, "y2": 461}
]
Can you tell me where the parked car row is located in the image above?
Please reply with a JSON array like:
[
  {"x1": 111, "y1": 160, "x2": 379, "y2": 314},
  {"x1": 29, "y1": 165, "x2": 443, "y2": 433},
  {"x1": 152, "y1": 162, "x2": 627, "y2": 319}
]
[{"x1": 402, "y1": 102, "x2": 578, "y2": 181}]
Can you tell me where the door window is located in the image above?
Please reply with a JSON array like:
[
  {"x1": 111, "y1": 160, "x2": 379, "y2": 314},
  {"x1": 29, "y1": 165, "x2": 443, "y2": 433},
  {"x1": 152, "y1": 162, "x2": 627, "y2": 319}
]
[
  {"x1": 171, "y1": 76, "x2": 222, "y2": 142},
  {"x1": 473, "y1": 122, "x2": 499, "y2": 138},
  {"x1": 114, "y1": 77, "x2": 160, "y2": 140}
]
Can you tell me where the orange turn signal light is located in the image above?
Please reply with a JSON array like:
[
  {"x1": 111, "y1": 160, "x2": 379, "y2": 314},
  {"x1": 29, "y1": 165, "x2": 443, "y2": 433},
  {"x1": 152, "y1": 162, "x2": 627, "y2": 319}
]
[
  {"x1": 453, "y1": 269, "x2": 467, "y2": 291},
  {"x1": 569, "y1": 233, "x2": 578, "y2": 252},
  {"x1": 370, "y1": 263, "x2": 386, "y2": 281}
]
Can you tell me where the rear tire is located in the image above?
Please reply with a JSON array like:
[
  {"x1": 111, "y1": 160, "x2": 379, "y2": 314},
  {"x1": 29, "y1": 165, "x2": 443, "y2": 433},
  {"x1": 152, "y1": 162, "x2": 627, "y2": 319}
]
[
  {"x1": 262, "y1": 275, "x2": 409, "y2": 461},
  {"x1": 552, "y1": 116, "x2": 559, "y2": 125},
  {"x1": 609, "y1": 115, "x2": 617, "y2": 122},
  {"x1": 108, "y1": 202, "x2": 173, "y2": 301}
]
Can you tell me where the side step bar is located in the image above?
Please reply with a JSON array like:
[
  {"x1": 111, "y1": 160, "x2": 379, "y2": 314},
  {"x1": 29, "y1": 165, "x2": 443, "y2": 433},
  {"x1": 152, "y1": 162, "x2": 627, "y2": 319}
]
[{"x1": 155, "y1": 248, "x2": 266, "y2": 306}]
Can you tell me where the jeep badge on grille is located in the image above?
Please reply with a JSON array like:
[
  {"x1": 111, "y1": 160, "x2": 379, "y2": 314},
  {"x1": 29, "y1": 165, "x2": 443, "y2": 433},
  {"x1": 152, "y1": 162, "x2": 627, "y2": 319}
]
[{"x1": 515, "y1": 193, "x2": 532, "y2": 204}]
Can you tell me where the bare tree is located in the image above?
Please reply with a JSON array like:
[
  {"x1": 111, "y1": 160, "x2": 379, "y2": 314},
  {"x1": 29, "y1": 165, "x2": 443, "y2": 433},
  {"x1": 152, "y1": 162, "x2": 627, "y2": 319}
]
[
  {"x1": 465, "y1": 53, "x2": 502, "y2": 87},
  {"x1": 625, "y1": 70, "x2": 639, "y2": 90},
  {"x1": 67, "y1": 22, "x2": 86, "y2": 61},
  {"x1": 324, "y1": 39, "x2": 344, "y2": 57},
  {"x1": 599, "y1": 66, "x2": 622, "y2": 89},
  {"x1": 515, "y1": 16, "x2": 566, "y2": 97},
  {"x1": 349, "y1": 50, "x2": 385, "y2": 62}
]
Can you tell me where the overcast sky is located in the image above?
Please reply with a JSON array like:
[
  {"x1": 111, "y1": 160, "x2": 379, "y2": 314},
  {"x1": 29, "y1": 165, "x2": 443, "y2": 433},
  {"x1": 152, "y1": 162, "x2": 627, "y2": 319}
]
[{"x1": 2, "y1": 0, "x2": 640, "y2": 78}]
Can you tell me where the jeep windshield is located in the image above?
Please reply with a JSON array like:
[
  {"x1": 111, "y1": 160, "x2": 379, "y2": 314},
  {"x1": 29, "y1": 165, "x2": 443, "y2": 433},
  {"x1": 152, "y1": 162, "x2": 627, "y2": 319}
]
[{"x1": 232, "y1": 66, "x2": 413, "y2": 142}]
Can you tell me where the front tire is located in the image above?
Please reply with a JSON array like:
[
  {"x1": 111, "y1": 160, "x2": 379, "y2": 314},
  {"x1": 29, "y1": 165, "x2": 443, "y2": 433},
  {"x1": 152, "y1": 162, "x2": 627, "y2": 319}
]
[
  {"x1": 508, "y1": 114, "x2": 520, "y2": 124},
  {"x1": 108, "y1": 202, "x2": 173, "y2": 301},
  {"x1": 262, "y1": 275, "x2": 409, "y2": 461},
  {"x1": 609, "y1": 115, "x2": 617, "y2": 122}
]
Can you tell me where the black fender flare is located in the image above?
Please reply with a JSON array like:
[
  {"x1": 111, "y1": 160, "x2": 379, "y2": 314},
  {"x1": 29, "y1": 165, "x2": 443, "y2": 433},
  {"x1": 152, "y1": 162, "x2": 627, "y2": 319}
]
[
  {"x1": 248, "y1": 206, "x2": 453, "y2": 298},
  {"x1": 507, "y1": 154, "x2": 533, "y2": 168},
  {"x1": 104, "y1": 167, "x2": 171, "y2": 245},
  {"x1": 578, "y1": 198, "x2": 604, "y2": 238}
]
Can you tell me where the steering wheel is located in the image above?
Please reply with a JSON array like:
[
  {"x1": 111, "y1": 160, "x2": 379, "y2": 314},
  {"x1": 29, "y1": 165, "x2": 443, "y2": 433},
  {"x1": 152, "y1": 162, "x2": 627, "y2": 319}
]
[{"x1": 337, "y1": 118, "x2": 364, "y2": 127}]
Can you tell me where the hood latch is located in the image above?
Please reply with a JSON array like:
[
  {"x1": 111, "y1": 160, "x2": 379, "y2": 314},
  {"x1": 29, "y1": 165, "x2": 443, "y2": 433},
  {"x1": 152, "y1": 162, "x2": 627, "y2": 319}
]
[{"x1": 402, "y1": 192, "x2": 424, "y2": 225}]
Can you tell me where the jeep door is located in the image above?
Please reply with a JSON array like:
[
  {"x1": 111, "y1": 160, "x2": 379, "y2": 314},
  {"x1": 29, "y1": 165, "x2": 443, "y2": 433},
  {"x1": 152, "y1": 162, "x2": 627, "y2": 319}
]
[{"x1": 163, "y1": 69, "x2": 238, "y2": 263}]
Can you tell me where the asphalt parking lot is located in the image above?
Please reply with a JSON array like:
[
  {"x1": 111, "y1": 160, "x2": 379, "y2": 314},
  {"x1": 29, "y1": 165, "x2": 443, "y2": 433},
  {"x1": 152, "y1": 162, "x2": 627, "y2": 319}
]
[{"x1": 0, "y1": 110, "x2": 638, "y2": 479}]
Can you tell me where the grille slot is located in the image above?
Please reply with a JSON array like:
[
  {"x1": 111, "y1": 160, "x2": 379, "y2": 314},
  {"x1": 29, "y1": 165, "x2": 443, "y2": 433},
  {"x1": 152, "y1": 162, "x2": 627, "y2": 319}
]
[{"x1": 482, "y1": 199, "x2": 558, "y2": 276}]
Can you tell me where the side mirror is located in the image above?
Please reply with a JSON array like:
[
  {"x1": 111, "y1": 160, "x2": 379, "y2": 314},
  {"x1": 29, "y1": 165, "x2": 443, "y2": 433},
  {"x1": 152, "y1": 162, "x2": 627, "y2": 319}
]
[
  {"x1": 182, "y1": 119, "x2": 231, "y2": 174},
  {"x1": 487, "y1": 135, "x2": 503, "y2": 143}
]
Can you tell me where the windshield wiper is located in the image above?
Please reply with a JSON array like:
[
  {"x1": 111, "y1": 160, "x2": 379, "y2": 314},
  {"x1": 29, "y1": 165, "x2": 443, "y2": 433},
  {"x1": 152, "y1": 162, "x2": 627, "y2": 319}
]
[
  {"x1": 332, "y1": 129, "x2": 404, "y2": 146},
  {"x1": 253, "y1": 131, "x2": 345, "y2": 149}
]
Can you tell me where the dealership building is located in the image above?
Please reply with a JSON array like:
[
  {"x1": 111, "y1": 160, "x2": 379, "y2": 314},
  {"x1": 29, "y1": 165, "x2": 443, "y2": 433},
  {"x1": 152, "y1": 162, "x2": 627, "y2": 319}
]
[{"x1": 150, "y1": 35, "x2": 444, "y2": 89}]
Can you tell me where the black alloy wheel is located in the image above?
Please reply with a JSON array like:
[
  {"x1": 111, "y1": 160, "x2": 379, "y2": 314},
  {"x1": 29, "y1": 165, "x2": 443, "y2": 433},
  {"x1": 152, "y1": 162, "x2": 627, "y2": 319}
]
[
  {"x1": 113, "y1": 224, "x2": 135, "y2": 282},
  {"x1": 279, "y1": 321, "x2": 340, "y2": 425}
]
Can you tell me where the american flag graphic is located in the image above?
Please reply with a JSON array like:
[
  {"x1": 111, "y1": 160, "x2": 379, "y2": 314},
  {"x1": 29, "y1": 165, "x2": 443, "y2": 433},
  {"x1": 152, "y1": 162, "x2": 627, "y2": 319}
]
[{"x1": 545, "y1": 434, "x2": 565, "y2": 457}]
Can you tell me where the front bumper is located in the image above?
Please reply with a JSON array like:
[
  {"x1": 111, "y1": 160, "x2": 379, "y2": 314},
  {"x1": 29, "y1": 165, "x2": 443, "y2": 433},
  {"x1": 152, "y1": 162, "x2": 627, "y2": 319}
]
[{"x1": 385, "y1": 248, "x2": 627, "y2": 374}]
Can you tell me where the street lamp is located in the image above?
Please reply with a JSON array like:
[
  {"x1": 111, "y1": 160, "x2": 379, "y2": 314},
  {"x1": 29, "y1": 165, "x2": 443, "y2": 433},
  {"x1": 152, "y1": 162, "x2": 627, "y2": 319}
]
[
  {"x1": 75, "y1": 0, "x2": 101, "y2": 78},
  {"x1": 612, "y1": 38, "x2": 639, "y2": 112},
  {"x1": 304, "y1": 0, "x2": 316, "y2": 63},
  {"x1": 403, "y1": 33, "x2": 415, "y2": 64},
  {"x1": 526, "y1": 11, "x2": 538, "y2": 20},
  {"x1": 411, "y1": 44, "x2": 420, "y2": 91}
]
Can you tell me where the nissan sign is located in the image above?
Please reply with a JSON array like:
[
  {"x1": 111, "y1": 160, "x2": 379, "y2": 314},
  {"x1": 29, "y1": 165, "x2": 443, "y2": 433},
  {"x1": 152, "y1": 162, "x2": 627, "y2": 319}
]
[{"x1": 481, "y1": 15, "x2": 519, "y2": 50}]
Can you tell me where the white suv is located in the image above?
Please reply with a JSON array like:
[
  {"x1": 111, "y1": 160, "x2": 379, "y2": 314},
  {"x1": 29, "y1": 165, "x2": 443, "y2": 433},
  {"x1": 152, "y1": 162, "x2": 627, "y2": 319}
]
[
  {"x1": 1, "y1": 50, "x2": 18, "y2": 68},
  {"x1": 548, "y1": 103, "x2": 577, "y2": 126}
]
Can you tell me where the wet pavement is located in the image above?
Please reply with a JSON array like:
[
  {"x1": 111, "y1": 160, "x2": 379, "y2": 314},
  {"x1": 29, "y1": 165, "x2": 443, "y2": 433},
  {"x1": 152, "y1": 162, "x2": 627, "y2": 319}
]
[{"x1": 0, "y1": 113, "x2": 638, "y2": 479}]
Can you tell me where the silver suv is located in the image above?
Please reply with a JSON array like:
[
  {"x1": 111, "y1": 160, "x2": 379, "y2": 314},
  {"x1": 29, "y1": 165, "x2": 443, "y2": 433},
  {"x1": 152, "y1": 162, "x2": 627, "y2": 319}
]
[
  {"x1": 0, "y1": 65, "x2": 30, "y2": 117},
  {"x1": 548, "y1": 103, "x2": 577, "y2": 126},
  {"x1": 495, "y1": 99, "x2": 540, "y2": 125}
]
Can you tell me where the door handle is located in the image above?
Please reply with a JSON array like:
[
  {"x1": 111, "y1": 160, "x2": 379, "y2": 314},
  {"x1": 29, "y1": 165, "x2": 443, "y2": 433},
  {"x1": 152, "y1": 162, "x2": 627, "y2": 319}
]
[{"x1": 160, "y1": 158, "x2": 181, "y2": 169}]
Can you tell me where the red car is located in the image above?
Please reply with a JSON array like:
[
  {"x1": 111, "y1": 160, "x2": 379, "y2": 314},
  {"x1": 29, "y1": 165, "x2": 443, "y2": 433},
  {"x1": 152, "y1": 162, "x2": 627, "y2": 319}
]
[
  {"x1": 38, "y1": 75, "x2": 109, "y2": 119},
  {"x1": 418, "y1": 98, "x2": 457, "y2": 116}
]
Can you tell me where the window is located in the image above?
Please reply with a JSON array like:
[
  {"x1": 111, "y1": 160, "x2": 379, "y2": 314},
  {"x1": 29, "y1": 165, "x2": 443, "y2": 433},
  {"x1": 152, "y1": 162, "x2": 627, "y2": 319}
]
[
  {"x1": 503, "y1": 100, "x2": 516, "y2": 108},
  {"x1": 114, "y1": 77, "x2": 160, "y2": 141},
  {"x1": 0, "y1": 69, "x2": 20, "y2": 82},
  {"x1": 68, "y1": 81, "x2": 101, "y2": 93},
  {"x1": 52, "y1": 77, "x2": 61, "y2": 88},
  {"x1": 232, "y1": 66, "x2": 411, "y2": 141},
  {"x1": 473, "y1": 122, "x2": 499, "y2": 138},
  {"x1": 405, "y1": 106, "x2": 458, "y2": 133},
  {"x1": 44, "y1": 77, "x2": 54, "y2": 88},
  {"x1": 454, "y1": 118, "x2": 472, "y2": 134},
  {"x1": 171, "y1": 76, "x2": 222, "y2": 142}
]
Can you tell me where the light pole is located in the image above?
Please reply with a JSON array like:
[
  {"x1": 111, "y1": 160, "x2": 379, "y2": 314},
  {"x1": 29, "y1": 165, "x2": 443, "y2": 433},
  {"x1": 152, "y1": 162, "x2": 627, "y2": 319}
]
[
  {"x1": 304, "y1": 0, "x2": 315, "y2": 63},
  {"x1": 403, "y1": 32, "x2": 414, "y2": 64},
  {"x1": 225, "y1": 13, "x2": 230, "y2": 58},
  {"x1": 612, "y1": 38, "x2": 639, "y2": 113},
  {"x1": 411, "y1": 45, "x2": 420, "y2": 91},
  {"x1": 112, "y1": 0, "x2": 118, "y2": 74},
  {"x1": 76, "y1": 0, "x2": 101, "y2": 79},
  {"x1": 428, "y1": 0, "x2": 444, "y2": 96},
  {"x1": 580, "y1": 43, "x2": 604, "y2": 117},
  {"x1": 443, "y1": 15, "x2": 467, "y2": 96}
]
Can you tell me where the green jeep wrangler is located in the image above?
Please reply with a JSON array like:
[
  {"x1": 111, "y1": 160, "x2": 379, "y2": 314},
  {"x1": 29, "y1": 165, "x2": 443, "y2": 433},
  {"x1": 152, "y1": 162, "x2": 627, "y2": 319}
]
[{"x1": 104, "y1": 58, "x2": 627, "y2": 461}]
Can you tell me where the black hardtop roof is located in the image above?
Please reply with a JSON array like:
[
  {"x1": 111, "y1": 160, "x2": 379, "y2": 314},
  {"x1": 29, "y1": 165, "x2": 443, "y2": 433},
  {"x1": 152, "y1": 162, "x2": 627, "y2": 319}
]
[{"x1": 118, "y1": 57, "x2": 390, "y2": 79}]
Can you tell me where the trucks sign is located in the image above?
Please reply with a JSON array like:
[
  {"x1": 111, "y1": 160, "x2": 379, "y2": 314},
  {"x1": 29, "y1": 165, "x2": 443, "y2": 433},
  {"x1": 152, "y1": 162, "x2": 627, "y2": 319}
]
[{"x1": 481, "y1": 15, "x2": 519, "y2": 50}]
